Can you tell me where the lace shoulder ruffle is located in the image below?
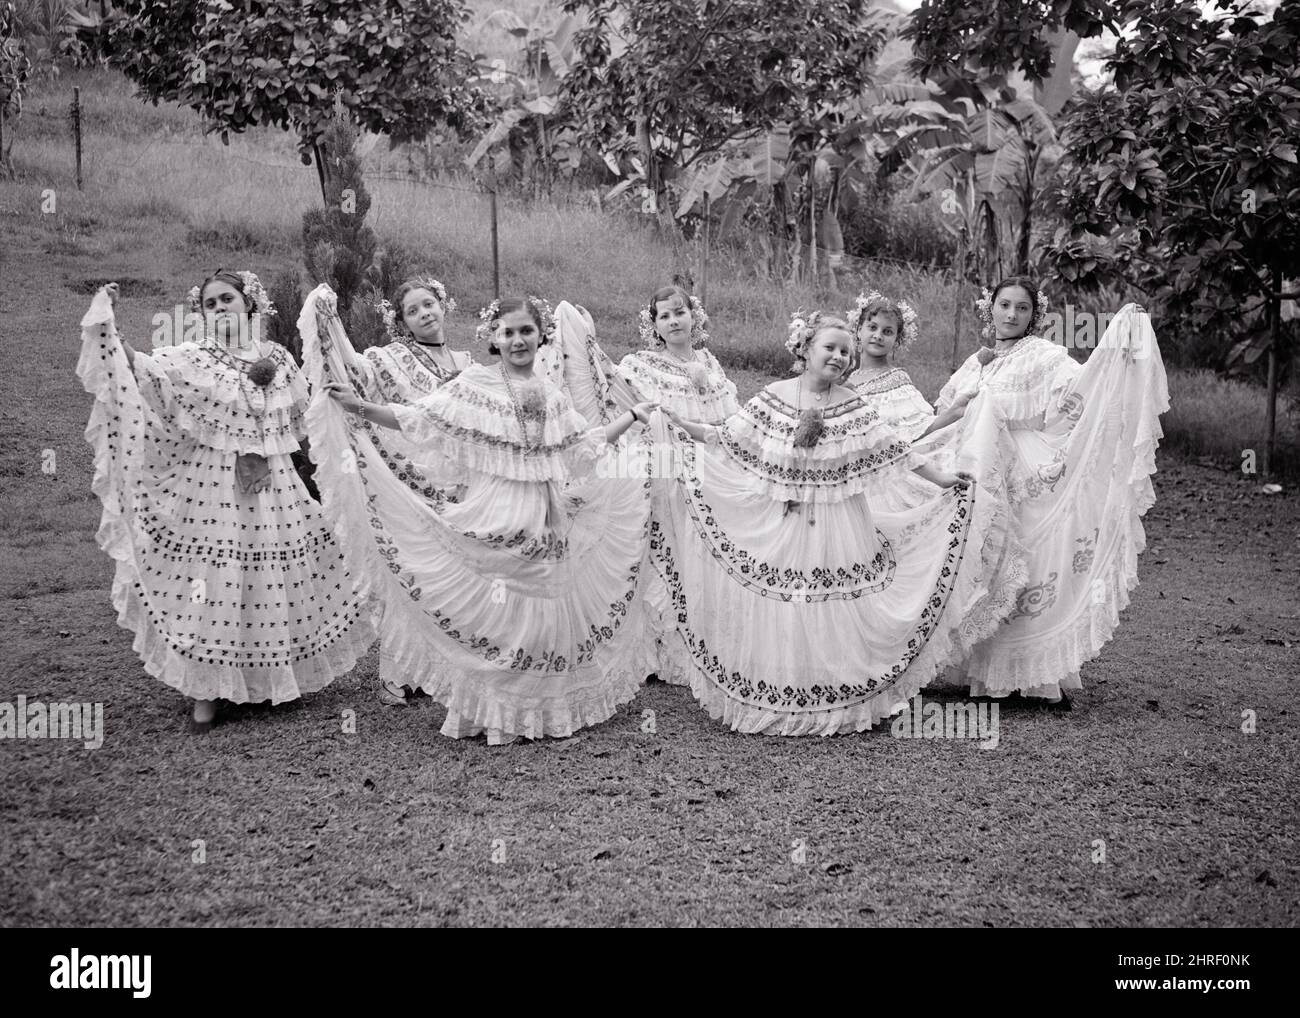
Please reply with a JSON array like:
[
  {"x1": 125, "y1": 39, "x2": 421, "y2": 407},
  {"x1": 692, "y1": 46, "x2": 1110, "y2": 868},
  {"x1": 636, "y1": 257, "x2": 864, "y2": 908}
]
[
  {"x1": 718, "y1": 389, "x2": 918, "y2": 503},
  {"x1": 619, "y1": 349, "x2": 740, "y2": 424},
  {"x1": 391, "y1": 364, "x2": 603, "y2": 481},
  {"x1": 135, "y1": 340, "x2": 306, "y2": 455}
]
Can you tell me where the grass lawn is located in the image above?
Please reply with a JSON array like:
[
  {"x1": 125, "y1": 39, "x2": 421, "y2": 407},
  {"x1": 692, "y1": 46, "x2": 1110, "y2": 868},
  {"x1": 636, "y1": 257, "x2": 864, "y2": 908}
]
[{"x1": 1, "y1": 70, "x2": 1298, "y2": 927}]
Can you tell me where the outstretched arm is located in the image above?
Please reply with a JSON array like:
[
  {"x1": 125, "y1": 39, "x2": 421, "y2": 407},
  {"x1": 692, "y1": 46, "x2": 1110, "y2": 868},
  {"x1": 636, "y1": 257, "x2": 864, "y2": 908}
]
[
  {"x1": 94, "y1": 283, "x2": 138, "y2": 370},
  {"x1": 911, "y1": 459, "x2": 973, "y2": 489},
  {"x1": 603, "y1": 401, "x2": 658, "y2": 443},
  {"x1": 325, "y1": 382, "x2": 400, "y2": 430},
  {"x1": 920, "y1": 390, "x2": 973, "y2": 436},
  {"x1": 662, "y1": 407, "x2": 714, "y2": 443}
]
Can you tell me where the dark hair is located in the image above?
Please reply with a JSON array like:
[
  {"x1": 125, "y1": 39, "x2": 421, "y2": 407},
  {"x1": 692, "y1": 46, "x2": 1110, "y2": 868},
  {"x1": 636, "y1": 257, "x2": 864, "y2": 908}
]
[
  {"x1": 988, "y1": 275, "x2": 1041, "y2": 338},
  {"x1": 200, "y1": 269, "x2": 253, "y2": 317},
  {"x1": 392, "y1": 278, "x2": 447, "y2": 328},
  {"x1": 646, "y1": 275, "x2": 694, "y2": 348},
  {"x1": 855, "y1": 295, "x2": 904, "y2": 339},
  {"x1": 487, "y1": 298, "x2": 548, "y2": 357}
]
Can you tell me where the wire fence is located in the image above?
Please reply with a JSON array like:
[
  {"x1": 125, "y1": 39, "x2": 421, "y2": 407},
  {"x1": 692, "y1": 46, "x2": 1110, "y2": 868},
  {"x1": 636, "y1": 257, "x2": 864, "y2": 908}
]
[{"x1": 27, "y1": 92, "x2": 962, "y2": 291}]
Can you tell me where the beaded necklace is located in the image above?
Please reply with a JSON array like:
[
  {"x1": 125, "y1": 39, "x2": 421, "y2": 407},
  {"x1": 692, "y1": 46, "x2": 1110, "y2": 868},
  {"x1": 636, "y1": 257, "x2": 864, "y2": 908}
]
[
  {"x1": 204, "y1": 340, "x2": 280, "y2": 422},
  {"x1": 499, "y1": 363, "x2": 544, "y2": 449}
]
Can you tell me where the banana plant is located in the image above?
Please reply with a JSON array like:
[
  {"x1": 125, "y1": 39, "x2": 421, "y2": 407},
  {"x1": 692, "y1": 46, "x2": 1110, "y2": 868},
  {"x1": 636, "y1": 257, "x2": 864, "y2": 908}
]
[
  {"x1": 465, "y1": 6, "x2": 583, "y2": 194},
  {"x1": 873, "y1": 76, "x2": 1060, "y2": 277}
]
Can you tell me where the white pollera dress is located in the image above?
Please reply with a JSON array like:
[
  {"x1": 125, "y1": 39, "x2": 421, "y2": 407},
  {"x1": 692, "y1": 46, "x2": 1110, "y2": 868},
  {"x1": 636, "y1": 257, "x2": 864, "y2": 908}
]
[
  {"x1": 618, "y1": 347, "x2": 741, "y2": 426},
  {"x1": 921, "y1": 305, "x2": 1169, "y2": 699},
  {"x1": 644, "y1": 388, "x2": 1027, "y2": 735},
  {"x1": 299, "y1": 286, "x2": 655, "y2": 743},
  {"x1": 849, "y1": 365, "x2": 944, "y2": 513},
  {"x1": 76, "y1": 291, "x2": 376, "y2": 705},
  {"x1": 334, "y1": 319, "x2": 475, "y2": 691}
]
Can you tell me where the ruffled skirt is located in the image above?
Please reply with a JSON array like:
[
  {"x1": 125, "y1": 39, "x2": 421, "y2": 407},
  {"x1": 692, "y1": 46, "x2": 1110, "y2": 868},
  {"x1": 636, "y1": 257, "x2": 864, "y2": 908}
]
[
  {"x1": 77, "y1": 330, "x2": 376, "y2": 704},
  {"x1": 304, "y1": 397, "x2": 657, "y2": 742},
  {"x1": 644, "y1": 415, "x2": 1026, "y2": 735},
  {"x1": 913, "y1": 306, "x2": 1169, "y2": 698}
]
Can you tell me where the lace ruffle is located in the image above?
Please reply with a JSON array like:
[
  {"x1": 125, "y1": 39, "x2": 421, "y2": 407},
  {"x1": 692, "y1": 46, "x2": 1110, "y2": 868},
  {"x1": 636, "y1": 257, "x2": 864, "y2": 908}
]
[
  {"x1": 133, "y1": 341, "x2": 308, "y2": 455},
  {"x1": 937, "y1": 337, "x2": 1079, "y2": 422},
  {"x1": 619, "y1": 349, "x2": 741, "y2": 424},
  {"x1": 717, "y1": 390, "x2": 920, "y2": 504},
  {"x1": 392, "y1": 365, "x2": 606, "y2": 483}
]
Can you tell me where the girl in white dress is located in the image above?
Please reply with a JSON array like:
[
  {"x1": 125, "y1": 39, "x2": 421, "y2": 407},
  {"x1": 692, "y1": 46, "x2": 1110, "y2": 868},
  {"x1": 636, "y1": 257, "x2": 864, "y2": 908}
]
[
  {"x1": 846, "y1": 291, "x2": 935, "y2": 439},
  {"x1": 924, "y1": 276, "x2": 1169, "y2": 703},
  {"x1": 616, "y1": 283, "x2": 740, "y2": 426},
  {"x1": 77, "y1": 271, "x2": 376, "y2": 732},
  {"x1": 845, "y1": 290, "x2": 945, "y2": 512},
  {"x1": 651, "y1": 313, "x2": 1027, "y2": 735},
  {"x1": 331, "y1": 276, "x2": 475, "y2": 705},
  {"x1": 300, "y1": 291, "x2": 660, "y2": 744},
  {"x1": 348, "y1": 277, "x2": 474, "y2": 401}
]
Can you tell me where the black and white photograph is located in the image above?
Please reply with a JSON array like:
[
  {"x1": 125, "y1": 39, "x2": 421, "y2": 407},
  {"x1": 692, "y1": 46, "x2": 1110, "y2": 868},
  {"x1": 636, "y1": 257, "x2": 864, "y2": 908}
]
[{"x1": 0, "y1": 0, "x2": 1296, "y2": 953}]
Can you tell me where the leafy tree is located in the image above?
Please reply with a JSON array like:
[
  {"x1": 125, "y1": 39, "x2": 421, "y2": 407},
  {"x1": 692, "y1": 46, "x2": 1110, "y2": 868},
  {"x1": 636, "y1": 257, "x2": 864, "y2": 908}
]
[
  {"x1": 909, "y1": 0, "x2": 1300, "y2": 475},
  {"x1": 903, "y1": 0, "x2": 1116, "y2": 83},
  {"x1": 85, "y1": 1, "x2": 489, "y2": 180},
  {"x1": 560, "y1": 0, "x2": 889, "y2": 220}
]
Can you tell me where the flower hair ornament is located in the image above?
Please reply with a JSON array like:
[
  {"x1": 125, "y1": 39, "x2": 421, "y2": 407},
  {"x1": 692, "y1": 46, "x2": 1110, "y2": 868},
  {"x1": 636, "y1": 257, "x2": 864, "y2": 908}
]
[
  {"x1": 785, "y1": 309, "x2": 815, "y2": 367},
  {"x1": 639, "y1": 294, "x2": 711, "y2": 349},
  {"x1": 186, "y1": 270, "x2": 278, "y2": 319},
  {"x1": 847, "y1": 290, "x2": 919, "y2": 350},
  {"x1": 974, "y1": 285, "x2": 1050, "y2": 340},
  {"x1": 784, "y1": 309, "x2": 857, "y2": 450},
  {"x1": 374, "y1": 277, "x2": 457, "y2": 342},
  {"x1": 786, "y1": 309, "x2": 857, "y2": 371},
  {"x1": 476, "y1": 295, "x2": 556, "y2": 345}
]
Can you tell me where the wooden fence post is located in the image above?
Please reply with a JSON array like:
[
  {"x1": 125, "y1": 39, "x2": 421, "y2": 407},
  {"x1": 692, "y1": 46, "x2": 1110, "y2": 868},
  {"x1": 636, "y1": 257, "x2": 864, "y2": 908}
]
[
  {"x1": 71, "y1": 86, "x2": 83, "y2": 190},
  {"x1": 490, "y1": 186, "x2": 501, "y2": 299}
]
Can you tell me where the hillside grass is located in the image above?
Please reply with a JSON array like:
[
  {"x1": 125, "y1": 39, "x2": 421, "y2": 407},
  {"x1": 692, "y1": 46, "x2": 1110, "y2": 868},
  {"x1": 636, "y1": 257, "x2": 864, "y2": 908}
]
[{"x1": 4, "y1": 67, "x2": 1298, "y2": 478}]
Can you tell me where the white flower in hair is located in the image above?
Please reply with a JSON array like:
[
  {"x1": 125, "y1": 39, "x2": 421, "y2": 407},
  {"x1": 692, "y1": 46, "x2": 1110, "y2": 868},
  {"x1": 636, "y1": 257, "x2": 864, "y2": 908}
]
[
  {"x1": 476, "y1": 295, "x2": 556, "y2": 345},
  {"x1": 895, "y1": 301, "x2": 919, "y2": 349},
  {"x1": 637, "y1": 305, "x2": 655, "y2": 347},
  {"x1": 374, "y1": 297, "x2": 400, "y2": 340},
  {"x1": 411, "y1": 276, "x2": 456, "y2": 315},
  {"x1": 640, "y1": 293, "x2": 711, "y2": 348},
  {"x1": 785, "y1": 310, "x2": 813, "y2": 362},
  {"x1": 977, "y1": 284, "x2": 993, "y2": 328},
  {"x1": 688, "y1": 295, "x2": 710, "y2": 345},
  {"x1": 1032, "y1": 290, "x2": 1050, "y2": 333},
  {"x1": 849, "y1": 290, "x2": 918, "y2": 349},
  {"x1": 237, "y1": 271, "x2": 276, "y2": 317},
  {"x1": 975, "y1": 284, "x2": 1050, "y2": 338},
  {"x1": 186, "y1": 272, "x2": 276, "y2": 318},
  {"x1": 375, "y1": 277, "x2": 456, "y2": 342},
  {"x1": 846, "y1": 290, "x2": 882, "y2": 330}
]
